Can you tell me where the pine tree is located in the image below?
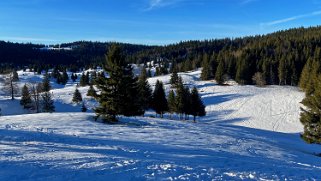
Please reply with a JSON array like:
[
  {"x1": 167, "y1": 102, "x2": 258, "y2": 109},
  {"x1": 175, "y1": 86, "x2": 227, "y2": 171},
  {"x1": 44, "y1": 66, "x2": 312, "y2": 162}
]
[
  {"x1": 85, "y1": 72, "x2": 90, "y2": 85},
  {"x1": 170, "y1": 67, "x2": 179, "y2": 87},
  {"x1": 79, "y1": 73, "x2": 87, "y2": 86},
  {"x1": 201, "y1": 53, "x2": 211, "y2": 80},
  {"x1": 215, "y1": 59, "x2": 225, "y2": 85},
  {"x1": 87, "y1": 85, "x2": 97, "y2": 97},
  {"x1": 305, "y1": 59, "x2": 320, "y2": 96},
  {"x1": 190, "y1": 87, "x2": 206, "y2": 122},
  {"x1": 138, "y1": 68, "x2": 152, "y2": 114},
  {"x1": 175, "y1": 77, "x2": 186, "y2": 120},
  {"x1": 151, "y1": 80, "x2": 168, "y2": 118},
  {"x1": 61, "y1": 69, "x2": 69, "y2": 85},
  {"x1": 41, "y1": 92, "x2": 55, "y2": 113},
  {"x1": 12, "y1": 70, "x2": 19, "y2": 81},
  {"x1": 300, "y1": 75, "x2": 321, "y2": 144},
  {"x1": 72, "y1": 88, "x2": 83, "y2": 103},
  {"x1": 95, "y1": 45, "x2": 143, "y2": 122},
  {"x1": 42, "y1": 72, "x2": 51, "y2": 92},
  {"x1": 167, "y1": 90, "x2": 176, "y2": 119},
  {"x1": 20, "y1": 84, "x2": 32, "y2": 109}
]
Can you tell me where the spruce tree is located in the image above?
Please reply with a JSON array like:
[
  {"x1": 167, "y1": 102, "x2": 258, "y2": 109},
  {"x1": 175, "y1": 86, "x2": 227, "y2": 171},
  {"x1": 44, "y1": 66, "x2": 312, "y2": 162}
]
[
  {"x1": 12, "y1": 70, "x2": 19, "y2": 81},
  {"x1": 79, "y1": 73, "x2": 87, "y2": 86},
  {"x1": 72, "y1": 88, "x2": 83, "y2": 103},
  {"x1": 20, "y1": 84, "x2": 32, "y2": 109},
  {"x1": 215, "y1": 59, "x2": 225, "y2": 85},
  {"x1": 138, "y1": 68, "x2": 152, "y2": 114},
  {"x1": 170, "y1": 67, "x2": 179, "y2": 87},
  {"x1": 61, "y1": 69, "x2": 69, "y2": 85},
  {"x1": 167, "y1": 90, "x2": 176, "y2": 119},
  {"x1": 201, "y1": 53, "x2": 211, "y2": 80},
  {"x1": 95, "y1": 45, "x2": 143, "y2": 122},
  {"x1": 151, "y1": 80, "x2": 168, "y2": 118},
  {"x1": 190, "y1": 87, "x2": 206, "y2": 122},
  {"x1": 42, "y1": 73, "x2": 51, "y2": 92},
  {"x1": 175, "y1": 77, "x2": 186, "y2": 120},
  {"x1": 300, "y1": 75, "x2": 321, "y2": 144},
  {"x1": 41, "y1": 92, "x2": 55, "y2": 113},
  {"x1": 87, "y1": 85, "x2": 97, "y2": 97}
]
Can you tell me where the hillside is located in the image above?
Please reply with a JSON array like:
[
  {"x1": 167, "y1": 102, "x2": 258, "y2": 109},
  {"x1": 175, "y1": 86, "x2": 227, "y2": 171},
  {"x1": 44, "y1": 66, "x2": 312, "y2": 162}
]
[{"x1": 0, "y1": 70, "x2": 320, "y2": 180}]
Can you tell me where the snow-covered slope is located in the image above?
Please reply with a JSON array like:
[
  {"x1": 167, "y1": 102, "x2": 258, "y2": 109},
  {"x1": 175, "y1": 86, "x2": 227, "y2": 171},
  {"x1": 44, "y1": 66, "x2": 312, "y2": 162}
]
[{"x1": 0, "y1": 70, "x2": 321, "y2": 180}]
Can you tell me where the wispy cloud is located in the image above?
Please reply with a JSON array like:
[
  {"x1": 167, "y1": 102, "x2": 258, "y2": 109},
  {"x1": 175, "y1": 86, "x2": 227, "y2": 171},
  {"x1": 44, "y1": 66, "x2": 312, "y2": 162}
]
[
  {"x1": 145, "y1": 0, "x2": 183, "y2": 11},
  {"x1": 261, "y1": 10, "x2": 321, "y2": 26}
]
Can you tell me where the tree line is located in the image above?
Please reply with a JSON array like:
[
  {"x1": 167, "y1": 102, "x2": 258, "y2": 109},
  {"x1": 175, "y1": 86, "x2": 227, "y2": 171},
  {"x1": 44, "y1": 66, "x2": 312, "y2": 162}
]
[{"x1": 94, "y1": 45, "x2": 206, "y2": 122}]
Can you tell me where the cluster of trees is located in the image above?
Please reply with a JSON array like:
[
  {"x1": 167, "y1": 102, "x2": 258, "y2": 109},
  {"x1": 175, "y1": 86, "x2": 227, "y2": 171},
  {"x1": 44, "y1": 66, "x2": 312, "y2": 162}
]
[
  {"x1": 299, "y1": 51, "x2": 321, "y2": 144},
  {"x1": 20, "y1": 73, "x2": 55, "y2": 113},
  {"x1": 94, "y1": 45, "x2": 206, "y2": 122},
  {"x1": 0, "y1": 41, "x2": 154, "y2": 73}
]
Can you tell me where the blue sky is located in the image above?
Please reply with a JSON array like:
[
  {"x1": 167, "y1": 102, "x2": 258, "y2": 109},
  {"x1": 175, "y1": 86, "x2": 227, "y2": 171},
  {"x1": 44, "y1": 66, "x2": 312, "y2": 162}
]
[{"x1": 0, "y1": 0, "x2": 321, "y2": 45}]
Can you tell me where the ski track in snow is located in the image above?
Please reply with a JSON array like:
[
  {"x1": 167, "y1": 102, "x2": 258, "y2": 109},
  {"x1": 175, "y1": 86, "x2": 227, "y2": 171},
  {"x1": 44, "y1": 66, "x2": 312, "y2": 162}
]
[{"x1": 0, "y1": 70, "x2": 320, "y2": 180}]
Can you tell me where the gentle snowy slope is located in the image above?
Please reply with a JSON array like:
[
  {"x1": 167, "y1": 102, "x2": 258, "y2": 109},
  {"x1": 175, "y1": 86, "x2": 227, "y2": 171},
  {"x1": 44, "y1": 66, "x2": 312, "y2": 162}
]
[{"x1": 0, "y1": 70, "x2": 320, "y2": 180}]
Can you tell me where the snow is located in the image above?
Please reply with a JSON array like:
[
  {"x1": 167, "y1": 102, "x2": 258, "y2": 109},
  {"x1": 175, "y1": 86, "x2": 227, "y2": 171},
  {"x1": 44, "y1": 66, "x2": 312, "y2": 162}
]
[{"x1": 0, "y1": 69, "x2": 321, "y2": 180}]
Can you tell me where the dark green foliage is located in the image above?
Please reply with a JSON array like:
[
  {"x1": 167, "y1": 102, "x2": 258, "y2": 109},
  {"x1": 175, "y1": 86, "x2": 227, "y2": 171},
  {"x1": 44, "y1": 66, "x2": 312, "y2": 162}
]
[
  {"x1": 167, "y1": 90, "x2": 176, "y2": 118},
  {"x1": 20, "y1": 84, "x2": 32, "y2": 109},
  {"x1": 215, "y1": 59, "x2": 225, "y2": 85},
  {"x1": 201, "y1": 53, "x2": 211, "y2": 80},
  {"x1": 300, "y1": 75, "x2": 321, "y2": 144},
  {"x1": 175, "y1": 78, "x2": 191, "y2": 120},
  {"x1": 170, "y1": 67, "x2": 179, "y2": 87},
  {"x1": 151, "y1": 80, "x2": 168, "y2": 118},
  {"x1": 190, "y1": 87, "x2": 206, "y2": 122},
  {"x1": 87, "y1": 85, "x2": 97, "y2": 97},
  {"x1": 42, "y1": 73, "x2": 51, "y2": 92},
  {"x1": 79, "y1": 73, "x2": 87, "y2": 86},
  {"x1": 61, "y1": 69, "x2": 69, "y2": 85},
  {"x1": 95, "y1": 45, "x2": 143, "y2": 122},
  {"x1": 72, "y1": 88, "x2": 83, "y2": 103},
  {"x1": 71, "y1": 73, "x2": 78, "y2": 82},
  {"x1": 12, "y1": 70, "x2": 19, "y2": 81},
  {"x1": 138, "y1": 68, "x2": 152, "y2": 114},
  {"x1": 41, "y1": 92, "x2": 55, "y2": 113}
]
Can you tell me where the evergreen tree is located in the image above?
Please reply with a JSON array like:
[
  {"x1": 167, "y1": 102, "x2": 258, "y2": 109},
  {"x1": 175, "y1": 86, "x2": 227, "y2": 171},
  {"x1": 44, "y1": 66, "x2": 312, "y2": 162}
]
[
  {"x1": 41, "y1": 92, "x2": 55, "y2": 113},
  {"x1": 12, "y1": 70, "x2": 19, "y2": 81},
  {"x1": 170, "y1": 67, "x2": 179, "y2": 88},
  {"x1": 175, "y1": 78, "x2": 186, "y2": 120},
  {"x1": 87, "y1": 85, "x2": 97, "y2": 97},
  {"x1": 300, "y1": 75, "x2": 321, "y2": 144},
  {"x1": 151, "y1": 80, "x2": 168, "y2": 118},
  {"x1": 79, "y1": 73, "x2": 87, "y2": 86},
  {"x1": 167, "y1": 90, "x2": 176, "y2": 119},
  {"x1": 305, "y1": 59, "x2": 320, "y2": 96},
  {"x1": 20, "y1": 84, "x2": 32, "y2": 109},
  {"x1": 215, "y1": 59, "x2": 225, "y2": 85},
  {"x1": 85, "y1": 72, "x2": 90, "y2": 85},
  {"x1": 138, "y1": 68, "x2": 152, "y2": 114},
  {"x1": 201, "y1": 53, "x2": 211, "y2": 80},
  {"x1": 95, "y1": 45, "x2": 143, "y2": 122},
  {"x1": 42, "y1": 72, "x2": 51, "y2": 92},
  {"x1": 72, "y1": 88, "x2": 83, "y2": 103},
  {"x1": 61, "y1": 69, "x2": 69, "y2": 85},
  {"x1": 190, "y1": 87, "x2": 206, "y2": 122}
]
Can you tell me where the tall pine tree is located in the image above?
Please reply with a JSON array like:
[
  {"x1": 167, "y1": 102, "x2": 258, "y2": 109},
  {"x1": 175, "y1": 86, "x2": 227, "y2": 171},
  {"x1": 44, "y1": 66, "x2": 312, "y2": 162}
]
[
  {"x1": 95, "y1": 45, "x2": 143, "y2": 122},
  {"x1": 190, "y1": 87, "x2": 206, "y2": 122},
  {"x1": 151, "y1": 80, "x2": 168, "y2": 118}
]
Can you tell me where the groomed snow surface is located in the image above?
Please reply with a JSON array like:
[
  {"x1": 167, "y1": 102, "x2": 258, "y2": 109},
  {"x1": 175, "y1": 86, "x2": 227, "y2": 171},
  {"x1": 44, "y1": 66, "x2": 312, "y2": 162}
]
[{"x1": 0, "y1": 70, "x2": 321, "y2": 180}]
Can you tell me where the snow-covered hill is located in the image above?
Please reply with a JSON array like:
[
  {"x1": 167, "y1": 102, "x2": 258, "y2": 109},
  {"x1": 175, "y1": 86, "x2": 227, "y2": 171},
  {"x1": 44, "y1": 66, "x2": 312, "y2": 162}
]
[{"x1": 0, "y1": 70, "x2": 320, "y2": 180}]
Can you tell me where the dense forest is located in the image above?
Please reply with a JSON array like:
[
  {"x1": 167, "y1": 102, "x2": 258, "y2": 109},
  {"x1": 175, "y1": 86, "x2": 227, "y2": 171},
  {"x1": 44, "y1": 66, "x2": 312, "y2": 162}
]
[{"x1": 2, "y1": 26, "x2": 321, "y2": 87}]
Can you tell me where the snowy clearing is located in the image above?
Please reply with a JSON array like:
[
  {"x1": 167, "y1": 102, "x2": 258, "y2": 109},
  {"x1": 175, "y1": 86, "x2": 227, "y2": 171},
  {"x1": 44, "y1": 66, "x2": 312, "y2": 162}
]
[{"x1": 0, "y1": 70, "x2": 321, "y2": 180}]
